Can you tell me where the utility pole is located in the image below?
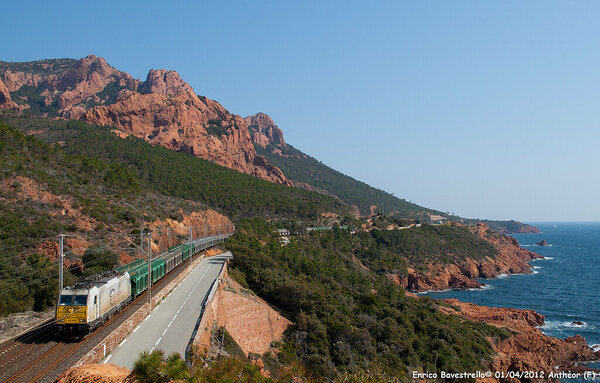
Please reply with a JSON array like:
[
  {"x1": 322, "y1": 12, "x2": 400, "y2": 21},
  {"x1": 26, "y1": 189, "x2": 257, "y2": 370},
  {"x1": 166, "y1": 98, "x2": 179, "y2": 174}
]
[
  {"x1": 204, "y1": 225, "x2": 208, "y2": 250},
  {"x1": 167, "y1": 227, "x2": 171, "y2": 251},
  {"x1": 147, "y1": 231, "x2": 152, "y2": 304},
  {"x1": 381, "y1": 189, "x2": 384, "y2": 217},
  {"x1": 59, "y1": 234, "x2": 64, "y2": 292},
  {"x1": 189, "y1": 225, "x2": 192, "y2": 262}
]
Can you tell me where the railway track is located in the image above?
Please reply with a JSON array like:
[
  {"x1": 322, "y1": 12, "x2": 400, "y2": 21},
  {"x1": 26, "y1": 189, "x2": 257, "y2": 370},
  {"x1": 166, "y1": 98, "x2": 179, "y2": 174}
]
[
  {"x1": 0, "y1": 250, "x2": 207, "y2": 383},
  {"x1": 0, "y1": 330, "x2": 55, "y2": 374},
  {"x1": 0, "y1": 321, "x2": 53, "y2": 356}
]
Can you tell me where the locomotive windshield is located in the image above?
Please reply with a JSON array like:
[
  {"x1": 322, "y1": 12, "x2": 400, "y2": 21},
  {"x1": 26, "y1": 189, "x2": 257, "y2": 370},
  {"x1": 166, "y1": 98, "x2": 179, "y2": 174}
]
[{"x1": 58, "y1": 295, "x2": 88, "y2": 306}]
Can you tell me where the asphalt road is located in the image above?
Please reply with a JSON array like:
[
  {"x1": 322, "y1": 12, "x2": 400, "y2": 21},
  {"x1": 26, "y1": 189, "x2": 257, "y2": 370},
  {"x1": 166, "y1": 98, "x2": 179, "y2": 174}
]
[{"x1": 105, "y1": 252, "x2": 232, "y2": 369}]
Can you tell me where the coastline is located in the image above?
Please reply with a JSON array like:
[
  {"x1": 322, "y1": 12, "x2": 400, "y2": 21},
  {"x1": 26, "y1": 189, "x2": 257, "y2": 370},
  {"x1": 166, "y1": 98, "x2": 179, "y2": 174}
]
[
  {"x1": 437, "y1": 299, "x2": 600, "y2": 382},
  {"x1": 411, "y1": 256, "x2": 549, "y2": 295},
  {"x1": 414, "y1": 222, "x2": 600, "y2": 381},
  {"x1": 391, "y1": 223, "x2": 543, "y2": 293}
]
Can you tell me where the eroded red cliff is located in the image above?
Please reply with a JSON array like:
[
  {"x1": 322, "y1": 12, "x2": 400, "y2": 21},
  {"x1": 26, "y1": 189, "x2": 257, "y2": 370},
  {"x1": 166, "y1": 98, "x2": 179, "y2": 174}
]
[
  {"x1": 245, "y1": 112, "x2": 286, "y2": 148},
  {"x1": 0, "y1": 78, "x2": 18, "y2": 110},
  {"x1": 438, "y1": 299, "x2": 600, "y2": 382}
]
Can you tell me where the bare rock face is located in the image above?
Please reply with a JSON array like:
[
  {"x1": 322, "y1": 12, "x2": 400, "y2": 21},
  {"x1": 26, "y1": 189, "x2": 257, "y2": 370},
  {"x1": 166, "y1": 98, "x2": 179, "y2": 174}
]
[
  {"x1": 54, "y1": 55, "x2": 139, "y2": 117},
  {"x1": 0, "y1": 77, "x2": 18, "y2": 110},
  {"x1": 217, "y1": 276, "x2": 292, "y2": 356},
  {"x1": 245, "y1": 112, "x2": 286, "y2": 148},
  {"x1": 0, "y1": 56, "x2": 291, "y2": 185},
  {"x1": 439, "y1": 299, "x2": 599, "y2": 382},
  {"x1": 1, "y1": 55, "x2": 139, "y2": 118},
  {"x1": 139, "y1": 68, "x2": 195, "y2": 97},
  {"x1": 82, "y1": 87, "x2": 290, "y2": 185}
]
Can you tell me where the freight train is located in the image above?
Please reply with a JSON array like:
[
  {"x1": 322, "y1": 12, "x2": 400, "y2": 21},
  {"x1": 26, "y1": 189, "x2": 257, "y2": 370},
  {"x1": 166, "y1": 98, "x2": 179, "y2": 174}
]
[{"x1": 55, "y1": 234, "x2": 229, "y2": 334}]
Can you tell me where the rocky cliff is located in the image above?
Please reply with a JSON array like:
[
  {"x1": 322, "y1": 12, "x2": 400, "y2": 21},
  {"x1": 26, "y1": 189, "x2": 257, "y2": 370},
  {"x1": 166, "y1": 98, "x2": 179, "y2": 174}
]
[
  {"x1": 438, "y1": 299, "x2": 600, "y2": 382},
  {"x1": 0, "y1": 56, "x2": 290, "y2": 185},
  {"x1": 245, "y1": 112, "x2": 286, "y2": 148},
  {"x1": 0, "y1": 78, "x2": 18, "y2": 110},
  {"x1": 0, "y1": 56, "x2": 139, "y2": 118},
  {"x1": 392, "y1": 223, "x2": 543, "y2": 292}
]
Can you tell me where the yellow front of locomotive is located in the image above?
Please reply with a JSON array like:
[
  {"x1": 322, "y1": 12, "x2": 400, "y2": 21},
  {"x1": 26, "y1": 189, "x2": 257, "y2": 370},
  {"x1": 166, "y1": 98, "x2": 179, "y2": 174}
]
[{"x1": 55, "y1": 289, "x2": 90, "y2": 332}]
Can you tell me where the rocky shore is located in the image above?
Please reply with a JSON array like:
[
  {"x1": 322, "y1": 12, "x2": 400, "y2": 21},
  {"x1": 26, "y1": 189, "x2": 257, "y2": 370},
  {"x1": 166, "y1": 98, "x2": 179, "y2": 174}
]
[
  {"x1": 438, "y1": 299, "x2": 600, "y2": 382},
  {"x1": 392, "y1": 223, "x2": 543, "y2": 292}
]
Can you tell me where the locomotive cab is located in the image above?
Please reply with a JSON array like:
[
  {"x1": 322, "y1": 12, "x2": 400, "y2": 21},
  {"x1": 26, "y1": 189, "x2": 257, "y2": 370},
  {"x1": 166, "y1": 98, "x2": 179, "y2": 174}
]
[
  {"x1": 56, "y1": 288, "x2": 96, "y2": 333},
  {"x1": 55, "y1": 271, "x2": 130, "y2": 335}
]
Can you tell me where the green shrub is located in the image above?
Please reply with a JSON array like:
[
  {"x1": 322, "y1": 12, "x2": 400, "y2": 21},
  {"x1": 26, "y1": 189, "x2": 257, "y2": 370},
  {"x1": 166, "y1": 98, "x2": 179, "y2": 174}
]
[{"x1": 225, "y1": 219, "x2": 505, "y2": 380}]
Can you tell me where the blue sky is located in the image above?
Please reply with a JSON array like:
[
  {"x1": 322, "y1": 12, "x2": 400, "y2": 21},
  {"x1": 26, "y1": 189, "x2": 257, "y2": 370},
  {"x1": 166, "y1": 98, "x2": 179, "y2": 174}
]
[{"x1": 2, "y1": 1, "x2": 599, "y2": 221}]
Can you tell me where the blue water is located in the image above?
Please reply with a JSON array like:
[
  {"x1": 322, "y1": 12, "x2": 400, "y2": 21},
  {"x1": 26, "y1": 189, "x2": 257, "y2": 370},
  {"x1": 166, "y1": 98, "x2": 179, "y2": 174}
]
[{"x1": 426, "y1": 222, "x2": 600, "y2": 379}]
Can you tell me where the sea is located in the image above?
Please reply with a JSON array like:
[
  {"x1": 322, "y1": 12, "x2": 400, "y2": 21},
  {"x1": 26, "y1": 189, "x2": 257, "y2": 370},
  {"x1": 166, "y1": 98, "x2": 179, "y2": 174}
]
[{"x1": 425, "y1": 222, "x2": 600, "y2": 382}]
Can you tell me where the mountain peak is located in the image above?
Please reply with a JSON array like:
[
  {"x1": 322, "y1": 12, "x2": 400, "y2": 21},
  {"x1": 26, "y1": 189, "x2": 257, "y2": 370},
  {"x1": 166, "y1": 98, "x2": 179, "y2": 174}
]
[
  {"x1": 245, "y1": 112, "x2": 286, "y2": 148},
  {"x1": 141, "y1": 68, "x2": 195, "y2": 98}
]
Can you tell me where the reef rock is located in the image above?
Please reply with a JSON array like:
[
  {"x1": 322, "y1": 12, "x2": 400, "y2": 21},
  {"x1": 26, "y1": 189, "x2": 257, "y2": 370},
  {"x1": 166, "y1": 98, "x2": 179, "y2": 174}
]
[{"x1": 537, "y1": 239, "x2": 549, "y2": 246}]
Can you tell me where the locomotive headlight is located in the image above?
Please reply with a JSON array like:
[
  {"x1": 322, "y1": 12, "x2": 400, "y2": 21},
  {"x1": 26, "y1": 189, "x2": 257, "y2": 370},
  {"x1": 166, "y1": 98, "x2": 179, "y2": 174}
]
[{"x1": 79, "y1": 319, "x2": 86, "y2": 322}]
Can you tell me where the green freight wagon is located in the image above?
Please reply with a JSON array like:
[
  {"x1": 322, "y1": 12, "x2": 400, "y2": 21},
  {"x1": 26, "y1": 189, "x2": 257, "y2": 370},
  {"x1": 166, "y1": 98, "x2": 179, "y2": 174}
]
[
  {"x1": 181, "y1": 243, "x2": 192, "y2": 262},
  {"x1": 116, "y1": 258, "x2": 165, "y2": 298}
]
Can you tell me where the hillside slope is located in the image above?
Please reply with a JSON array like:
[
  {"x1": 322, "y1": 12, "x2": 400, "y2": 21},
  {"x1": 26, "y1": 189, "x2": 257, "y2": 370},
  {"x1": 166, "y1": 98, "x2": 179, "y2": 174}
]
[
  {"x1": 226, "y1": 219, "x2": 511, "y2": 380},
  {"x1": 0, "y1": 55, "x2": 539, "y2": 232},
  {"x1": 0, "y1": 121, "x2": 230, "y2": 315},
  {"x1": 1, "y1": 114, "x2": 349, "y2": 221}
]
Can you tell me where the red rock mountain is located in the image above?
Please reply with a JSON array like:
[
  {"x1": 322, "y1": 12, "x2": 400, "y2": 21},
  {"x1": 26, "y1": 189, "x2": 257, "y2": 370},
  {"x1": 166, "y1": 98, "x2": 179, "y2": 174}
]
[
  {"x1": 0, "y1": 56, "x2": 139, "y2": 118},
  {"x1": 0, "y1": 55, "x2": 290, "y2": 185},
  {"x1": 0, "y1": 78, "x2": 18, "y2": 110},
  {"x1": 245, "y1": 112, "x2": 286, "y2": 148}
]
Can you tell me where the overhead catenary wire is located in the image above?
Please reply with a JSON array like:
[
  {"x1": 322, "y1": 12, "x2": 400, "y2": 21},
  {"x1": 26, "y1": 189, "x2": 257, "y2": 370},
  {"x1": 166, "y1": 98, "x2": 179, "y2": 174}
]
[
  {"x1": 0, "y1": 234, "x2": 104, "y2": 261},
  {"x1": 0, "y1": 245, "x2": 123, "y2": 276},
  {"x1": 0, "y1": 248, "x2": 138, "y2": 295},
  {"x1": 0, "y1": 226, "x2": 231, "y2": 296},
  {"x1": 0, "y1": 246, "x2": 135, "y2": 285},
  {"x1": 0, "y1": 235, "x2": 63, "y2": 253},
  {"x1": 0, "y1": 235, "x2": 139, "y2": 262}
]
